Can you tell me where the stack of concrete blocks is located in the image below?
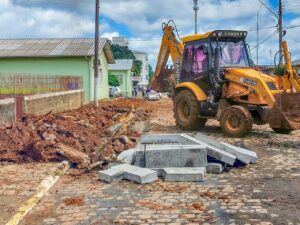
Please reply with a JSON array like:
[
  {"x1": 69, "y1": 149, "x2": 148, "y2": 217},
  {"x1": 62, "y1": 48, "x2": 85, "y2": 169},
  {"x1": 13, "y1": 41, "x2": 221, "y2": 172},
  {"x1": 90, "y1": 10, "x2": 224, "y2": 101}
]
[
  {"x1": 99, "y1": 133, "x2": 257, "y2": 184},
  {"x1": 134, "y1": 142, "x2": 207, "y2": 182}
]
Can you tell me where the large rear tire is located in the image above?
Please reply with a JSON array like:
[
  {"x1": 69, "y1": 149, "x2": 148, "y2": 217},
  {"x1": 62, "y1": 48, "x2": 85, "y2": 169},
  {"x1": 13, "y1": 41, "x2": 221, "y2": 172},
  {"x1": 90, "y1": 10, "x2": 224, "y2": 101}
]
[
  {"x1": 173, "y1": 90, "x2": 207, "y2": 131},
  {"x1": 220, "y1": 105, "x2": 253, "y2": 137}
]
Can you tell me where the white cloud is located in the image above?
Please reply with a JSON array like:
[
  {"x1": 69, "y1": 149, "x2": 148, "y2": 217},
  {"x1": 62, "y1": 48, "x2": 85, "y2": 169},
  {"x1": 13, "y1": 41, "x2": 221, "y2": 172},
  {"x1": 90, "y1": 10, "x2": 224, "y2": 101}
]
[
  {"x1": 0, "y1": 0, "x2": 101, "y2": 38},
  {"x1": 102, "y1": 32, "x2": 120, "y2": 40},
  {"x1": 0, "y1": 0, "x2": 300, "y2": 66}
]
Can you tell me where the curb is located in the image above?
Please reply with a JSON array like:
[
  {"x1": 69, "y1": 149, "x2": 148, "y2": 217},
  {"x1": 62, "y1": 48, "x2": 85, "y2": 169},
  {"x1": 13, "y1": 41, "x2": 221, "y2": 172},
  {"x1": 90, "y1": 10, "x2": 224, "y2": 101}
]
[{"x1": 5, "y1": 161, "x2": 70, "y2": 225}]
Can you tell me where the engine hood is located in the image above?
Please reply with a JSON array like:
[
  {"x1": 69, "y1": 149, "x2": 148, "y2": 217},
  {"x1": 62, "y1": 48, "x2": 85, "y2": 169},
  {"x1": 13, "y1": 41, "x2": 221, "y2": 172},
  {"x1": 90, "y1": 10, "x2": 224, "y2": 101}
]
[{"x1": 225, "y1": 68, "x2": 276, "y2": 83}]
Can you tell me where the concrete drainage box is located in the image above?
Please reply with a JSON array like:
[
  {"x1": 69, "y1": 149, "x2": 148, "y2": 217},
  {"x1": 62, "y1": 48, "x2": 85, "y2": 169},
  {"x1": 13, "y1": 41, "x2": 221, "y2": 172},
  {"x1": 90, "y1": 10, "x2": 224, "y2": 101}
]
[{"x1": 144, "y1": 144, "x2": 207, "y2": 168}]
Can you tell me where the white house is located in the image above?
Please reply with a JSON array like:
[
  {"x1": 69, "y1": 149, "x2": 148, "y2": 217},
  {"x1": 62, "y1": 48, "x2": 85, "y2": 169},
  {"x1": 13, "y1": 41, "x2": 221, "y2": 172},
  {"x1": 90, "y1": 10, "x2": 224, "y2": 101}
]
[{"x1": 133, "y1": 50, "x2": 149, "y2": 86}]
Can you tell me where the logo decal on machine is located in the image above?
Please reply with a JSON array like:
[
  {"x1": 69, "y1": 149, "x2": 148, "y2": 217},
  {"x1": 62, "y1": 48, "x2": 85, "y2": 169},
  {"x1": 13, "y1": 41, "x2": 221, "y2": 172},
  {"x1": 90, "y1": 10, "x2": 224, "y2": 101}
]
[
  {"x1": 240, "y1": 78, "x2": 257, "y2": 86},
  {"x1": 175, "y1": 58, "x2": 181, "y2": 84}
]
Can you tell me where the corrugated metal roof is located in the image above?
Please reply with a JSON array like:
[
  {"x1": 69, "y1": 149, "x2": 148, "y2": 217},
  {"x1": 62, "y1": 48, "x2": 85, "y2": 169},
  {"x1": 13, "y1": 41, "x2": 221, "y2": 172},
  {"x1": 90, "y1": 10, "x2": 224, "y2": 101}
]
[
  {"x1": 108, "y1": 59, "x2": 133, "y2": 71},
  {"x1": 133, "y1": 50, "x2": 147, "y2": 55},
  {"x1": 0, "y1": 38, "x2": 115, "y2": 63}
]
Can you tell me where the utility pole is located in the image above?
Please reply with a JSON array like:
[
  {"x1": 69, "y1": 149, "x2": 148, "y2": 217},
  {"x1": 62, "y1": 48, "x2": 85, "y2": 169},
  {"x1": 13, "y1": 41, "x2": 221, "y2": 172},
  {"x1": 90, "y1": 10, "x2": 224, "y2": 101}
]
[
  {"x1": 256, "y1": 12, "x2": 259, "y2": 66},
  {"x1": 193, "y1": 0, "x2": 199, "y2": 34},
  {"x1": 94, "y1": 0, "x2": 100, "y2": 106},
  {"x1": 278, "y1": 0, "x2": 283, "y2": 64}
]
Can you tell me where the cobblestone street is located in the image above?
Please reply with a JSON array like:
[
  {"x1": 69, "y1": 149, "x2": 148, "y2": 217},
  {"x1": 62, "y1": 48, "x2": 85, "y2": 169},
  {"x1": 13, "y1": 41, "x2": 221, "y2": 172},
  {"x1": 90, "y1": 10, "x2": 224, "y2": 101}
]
[
  {"x1": 2, "y1": 100, "x2": 300, "y2": 225},
  {"x1": 0, "y1": 163, "x2": 62, "y2": 225},
  {"x1": 19, "y1": 141, "x2": 300, "y2": 225}
]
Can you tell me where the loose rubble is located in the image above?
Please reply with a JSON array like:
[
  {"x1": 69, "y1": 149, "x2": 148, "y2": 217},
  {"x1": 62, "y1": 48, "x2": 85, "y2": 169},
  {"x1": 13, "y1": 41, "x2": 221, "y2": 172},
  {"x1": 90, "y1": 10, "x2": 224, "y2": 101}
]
[
  {"x1": 99, "y1": 133, "x2": 257, "y2": 183},
  {"x1": 0, "y1": 98, "x2": 150, "y2": 169}
]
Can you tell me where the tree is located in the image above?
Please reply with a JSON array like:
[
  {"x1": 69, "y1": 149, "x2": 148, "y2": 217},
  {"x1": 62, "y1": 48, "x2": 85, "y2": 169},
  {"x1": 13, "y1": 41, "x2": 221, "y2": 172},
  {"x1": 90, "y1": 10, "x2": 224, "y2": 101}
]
[
  {"x1": 147, "y1": 64, "x2": 154, "y2": 81},
  {"x1": 110, "y1": 44, "x2": 143, "y2": 76},
  {"x1": 108, "y1": 73, "x2": 120, "y2": 87}
]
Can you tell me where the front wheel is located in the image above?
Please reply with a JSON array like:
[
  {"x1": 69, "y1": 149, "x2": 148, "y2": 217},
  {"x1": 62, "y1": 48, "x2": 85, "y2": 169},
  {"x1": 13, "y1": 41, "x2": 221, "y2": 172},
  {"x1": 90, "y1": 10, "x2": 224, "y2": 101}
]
[
  {"x1": 173, "y1": 90, "x2": 207, "y2": 131},
  {"x1": 220, "y1": 105, "x2": 253, "y2": 137}
]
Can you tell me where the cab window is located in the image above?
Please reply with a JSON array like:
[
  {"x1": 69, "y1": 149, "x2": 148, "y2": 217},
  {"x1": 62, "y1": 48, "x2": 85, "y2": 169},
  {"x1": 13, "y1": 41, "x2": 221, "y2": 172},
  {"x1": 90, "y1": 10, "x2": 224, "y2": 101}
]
[{"x1": 181, "y1": 43, "x2": 208, "y2": 81}]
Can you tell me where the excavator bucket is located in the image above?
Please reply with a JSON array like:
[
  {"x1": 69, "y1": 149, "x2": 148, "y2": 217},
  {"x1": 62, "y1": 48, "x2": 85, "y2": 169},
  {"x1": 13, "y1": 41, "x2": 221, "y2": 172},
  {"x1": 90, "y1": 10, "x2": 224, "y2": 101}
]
[{"x1": 269, "y1": 93, "x2": 300, "y2": 131}]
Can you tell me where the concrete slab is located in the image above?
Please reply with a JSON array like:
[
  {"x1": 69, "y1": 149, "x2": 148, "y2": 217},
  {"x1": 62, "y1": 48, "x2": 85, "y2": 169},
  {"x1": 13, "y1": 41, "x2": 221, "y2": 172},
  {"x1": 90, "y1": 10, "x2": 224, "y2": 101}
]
[
  {"x1": 99, "y1": 164, "x2": 158, "y2": 184},
  {"x1": 221, "y1": 142, "x2": 257, "y2": 164},
  {"x1": 117, "y1": 148, "x2": 136, "y2": 165},
  {"x1": 98, "y1": 164, "x2": 130, "y2": 183},
  {"x1": 189, "y1": 133, "x2": 257, "y2": 164},
  {"x1": 134, "y1": 144, "x2": 146, "y2": 167},
  {"x1": 180, "y1": 134, "x2": 236, "y2": 166},
  {"x1": 145, "y1": 144, "x2": 207, "y2": 168},
  {"x1": 140, "y1": 134, "x2": 182, "y2": 144},
  {"x1": 206, "y1": 163, "x2": 225, "y2": 174},
  {"x1": 162, "y1": 167, "x2": 205, "y2": 182},
  {"x1": 147, "y1": 168, "x2": 164, "y2": 177},
  {"x1": 123, "y1": 167, "x2": 158, "y2": 184}
]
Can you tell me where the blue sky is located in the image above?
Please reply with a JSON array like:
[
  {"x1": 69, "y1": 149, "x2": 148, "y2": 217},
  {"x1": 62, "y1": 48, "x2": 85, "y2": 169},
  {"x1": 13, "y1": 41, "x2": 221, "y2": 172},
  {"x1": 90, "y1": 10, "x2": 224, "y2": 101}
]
[{"x1": 0, "y1": 0, "x2": 300, "y2": 66}]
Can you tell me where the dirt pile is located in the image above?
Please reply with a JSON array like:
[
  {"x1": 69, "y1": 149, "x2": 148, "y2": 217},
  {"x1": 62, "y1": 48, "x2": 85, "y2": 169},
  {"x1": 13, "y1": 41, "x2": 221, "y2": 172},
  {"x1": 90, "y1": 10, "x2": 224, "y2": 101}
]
[{"x1": 0, "y1": 98, "x2": 150, "y2": 168}]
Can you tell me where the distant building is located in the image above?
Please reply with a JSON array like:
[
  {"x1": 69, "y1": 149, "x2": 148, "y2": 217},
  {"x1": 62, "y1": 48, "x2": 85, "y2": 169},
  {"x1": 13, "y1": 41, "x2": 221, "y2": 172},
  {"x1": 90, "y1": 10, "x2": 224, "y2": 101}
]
[
  {"x1": 0, "y1": 38, "x2": 115, "y2": 103},
  {"x1": 133, "y1": 50, "x2": 149, "y2": 86},
  {"x1": 112, "y1": 37, "x2": 129, "y2": 47},
  {"x1": 108, "y1": 59, "x2": 133, "y2": 97}
]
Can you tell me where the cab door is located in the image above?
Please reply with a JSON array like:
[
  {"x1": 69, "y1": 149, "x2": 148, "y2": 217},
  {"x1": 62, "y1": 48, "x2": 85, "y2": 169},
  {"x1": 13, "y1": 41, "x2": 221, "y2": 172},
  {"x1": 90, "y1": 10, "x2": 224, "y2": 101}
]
[{"x1": 180, "y1": 42, "x2": 209, "y2": 82}]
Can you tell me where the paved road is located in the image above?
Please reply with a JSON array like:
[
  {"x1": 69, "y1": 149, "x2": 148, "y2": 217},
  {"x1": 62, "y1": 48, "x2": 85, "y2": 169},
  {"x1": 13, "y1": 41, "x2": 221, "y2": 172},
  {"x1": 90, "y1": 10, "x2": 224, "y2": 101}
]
[
  {"x1": 0, "y1": 163, "x2": 60, "y2": 225},
  {"x1": 2, "y1": 99, "x2": 300, "y2": 225}
]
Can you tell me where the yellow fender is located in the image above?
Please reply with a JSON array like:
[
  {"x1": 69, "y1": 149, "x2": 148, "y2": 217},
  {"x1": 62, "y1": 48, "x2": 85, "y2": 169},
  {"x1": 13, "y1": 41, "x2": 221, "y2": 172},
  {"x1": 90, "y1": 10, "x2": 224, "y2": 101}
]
[{"x1": 175, "y1": 82, "x2": 208, "y2": 101}]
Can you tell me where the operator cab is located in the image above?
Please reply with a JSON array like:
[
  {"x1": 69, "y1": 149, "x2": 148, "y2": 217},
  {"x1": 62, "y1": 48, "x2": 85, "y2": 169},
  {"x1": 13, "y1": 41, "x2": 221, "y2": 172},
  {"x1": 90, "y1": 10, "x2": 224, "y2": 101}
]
[{"x1": 180, "y1": 30, "x2": 251, "y2": 101}]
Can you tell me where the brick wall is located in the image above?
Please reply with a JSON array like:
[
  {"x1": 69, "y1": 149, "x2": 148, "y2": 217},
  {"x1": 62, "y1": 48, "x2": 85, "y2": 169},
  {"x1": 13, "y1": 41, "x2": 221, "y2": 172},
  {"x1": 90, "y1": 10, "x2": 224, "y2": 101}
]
[
  {"x1": 0, "y1": 98, "x2": 16, "y2": 125},
  {"x1": 24, "y1": 90, "x2": 84, "y2": 116}
]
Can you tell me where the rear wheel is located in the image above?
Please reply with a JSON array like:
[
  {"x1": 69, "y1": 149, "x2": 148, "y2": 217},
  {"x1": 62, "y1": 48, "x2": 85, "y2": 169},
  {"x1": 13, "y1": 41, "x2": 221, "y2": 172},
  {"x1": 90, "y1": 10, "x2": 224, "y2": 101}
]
[
  {"x1": 174, "y1": 90, "x2": 207, "y2": 131},
  {"x1": 271, "y1": 128, "x2": 292, "y2": 134},
  {"x1": 220, "y1": 105, "x2": 253, "y2": 137}
]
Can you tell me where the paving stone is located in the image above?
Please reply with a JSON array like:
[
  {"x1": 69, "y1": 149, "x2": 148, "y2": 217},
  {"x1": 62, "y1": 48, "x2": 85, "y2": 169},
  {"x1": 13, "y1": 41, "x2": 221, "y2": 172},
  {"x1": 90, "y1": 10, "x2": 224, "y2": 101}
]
[
  {"x1": 206, "y1": 162, "x2": 225, "y2": 174},
  {"x1": 145, "y1": 144, "x2": 207, "y2": 168},
  {"x1": 117, "y1": 148, "x2": 136, "y2": 165},
  {"x1": 162, "y1": 167, "x2": 205, "y2": 182},
  {"x1": 123, "y1": 167, "x2": 158, "y2": 184}
]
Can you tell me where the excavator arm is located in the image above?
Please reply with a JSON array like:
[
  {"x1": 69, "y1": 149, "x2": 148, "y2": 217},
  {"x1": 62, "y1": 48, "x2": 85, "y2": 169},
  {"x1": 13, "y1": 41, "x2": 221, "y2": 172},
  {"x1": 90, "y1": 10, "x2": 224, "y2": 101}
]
[
  {"x1": 282, "y1": 41, "x2": 300, "y2": 92},
  {"x1": 150, "y1": 21, "x2": 184, "y2": 91}
]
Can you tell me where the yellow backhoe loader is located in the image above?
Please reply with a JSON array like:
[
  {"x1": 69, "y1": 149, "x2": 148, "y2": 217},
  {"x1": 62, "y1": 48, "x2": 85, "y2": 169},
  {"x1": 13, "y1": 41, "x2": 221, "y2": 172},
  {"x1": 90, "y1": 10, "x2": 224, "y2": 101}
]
[{"x1": 151, "y1": 20, "x2": 300, "y2": 137}]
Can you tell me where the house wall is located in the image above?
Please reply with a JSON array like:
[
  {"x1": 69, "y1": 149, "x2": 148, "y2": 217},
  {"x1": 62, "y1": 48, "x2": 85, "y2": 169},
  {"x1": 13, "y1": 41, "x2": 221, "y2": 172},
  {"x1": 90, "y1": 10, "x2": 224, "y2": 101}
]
[
  {"x1": 24, "y1": 89, "x2": 83, "y2": 116},
  {"x1": 109, "y1": 69, "x2": 133, "y2": 97},
  {"x1": 0, "y1": 98, "x2": 16, "y2": 125},
  {"x1": 0, "y1": 57, "x2": 91, "y2": 103}
]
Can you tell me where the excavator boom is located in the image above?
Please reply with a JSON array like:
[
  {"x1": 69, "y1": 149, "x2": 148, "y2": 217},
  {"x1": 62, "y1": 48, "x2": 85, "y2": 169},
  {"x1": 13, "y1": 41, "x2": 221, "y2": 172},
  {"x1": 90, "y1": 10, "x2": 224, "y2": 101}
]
[{"x1": 150, "y1": 21, "x2": 184, "y2": 92}]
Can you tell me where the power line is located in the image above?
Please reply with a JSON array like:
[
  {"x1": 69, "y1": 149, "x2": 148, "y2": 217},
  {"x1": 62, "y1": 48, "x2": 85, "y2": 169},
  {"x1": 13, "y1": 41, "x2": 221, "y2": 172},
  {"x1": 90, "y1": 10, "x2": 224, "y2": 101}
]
[
  {"x1": 286, "y1": 24, "x2": 300, "y2": 29},
  {"x1": 248, "y1": 25, "x2": 277, "y2": 32},
  {"x1": 257, "y1": 0, "x2": 278, "y2": 18},
  {"x1": 251, "y1": 30, "x2": 278, "y2": 51}
]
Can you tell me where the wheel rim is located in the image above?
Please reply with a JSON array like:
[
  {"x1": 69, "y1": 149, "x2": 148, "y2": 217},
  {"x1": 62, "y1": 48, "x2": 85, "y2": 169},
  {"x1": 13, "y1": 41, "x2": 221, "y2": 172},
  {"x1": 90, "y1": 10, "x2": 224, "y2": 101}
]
[
  {"x1": 178, "y1": 101, "x2": 191, "y2": 121},
  {"x1": 226, "y1": 114, "x2": 242, "y2": 132}
]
